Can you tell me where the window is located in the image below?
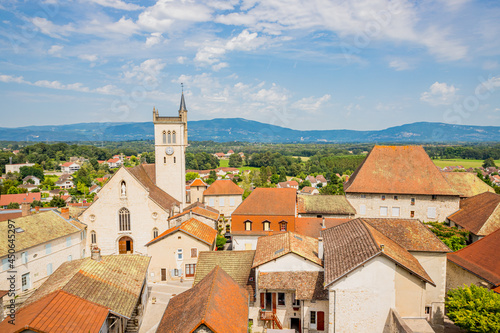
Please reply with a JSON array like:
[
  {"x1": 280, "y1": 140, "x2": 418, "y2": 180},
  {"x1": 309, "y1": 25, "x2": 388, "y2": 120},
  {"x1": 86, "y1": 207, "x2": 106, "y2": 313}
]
[
  {"x1": 91, "y1": 231, "x2": 97, "y2": 244},
  {"x1": 172, "y1": 131, "x2": 176, "y2": 143},
  {"x1": 411, "y1": 198, "x2": 415, "y2": 206},
  {"x1": 245, "y1": 221, "x2": 252, "y2": 231},
  {"x1": 209, "y1": 198, "x2": 215, "y2": 206},
  {"x1": 177, "y1": 249, "x2": 183, "y2": 260},
  {"x1": 22, "y1": 273, "x2": 30, "y2": 291},
  {"x1": 162, "y1": 131, "x2": 166, "y2": 144},
  {"x1": 410, "y1": 211, "x2": 415, "y2": 218},
  {"x1": 381, "y1": 195, "x2": 386, "y2": 201},
  {"x1": 392, "y1": 207, "x2": 400, "y2": 217},
  {"x1": 292, "y1": 293, "x2": 300, "y2": 306},
  {"x1": 21, "y1": 251, "x2": 28, "y2": 264},
  {"x1": 427, "y1": 207, "x2": 437, "y2": 219},
  {"x1": 167, "y1": 131, "x2": 171, "y2": 143},
  {"x1": 191, "y1": 248, "x2": 198, "y2": 258},
  {"x1": 361, "y1": 194, "x2": 366, "y2": 199},
  {"x1": 278, "y1": 292, "x2": 285, "y2": 306},
  {"x1": 279, "y1": 221, "x2": 287, "y2": 231},
  {"x1": 380, "y1": 206, "x2": 388, "y2": 216},
  {"x1": 80, "y1": 230, "x2": 85, "y2": 241},
  {"x1": 394, "y1": 195, "x2": 398, "y2": 200},
  {"x1": 164, "y1": 156, "x2": 166, "y2": 164},
  {"x1": 119, "y1": 208, "x2": 131, "y2": 231},
  {"x1": 219, "y1": 198, "x2": 225, "y2": 207},
  {"x1": 2, "y1": 258, "x2": 9, "y2": 271},
  {"x1": 174, "y1": 157, "x2": 176, "y2": 163},
  {"x1": 67, "y1": 255, "x2": 72, "y2": 262},
  {"x1": 66, "y1": 236, "x2": 72, "y2": 247},
  {"x1": 263, "y1": 221, "x2": 270, "y2": 231},
  {"x1": 45, "y1": 243, "x2": 51, "y2": 254},
  {"x1": 425, "y1": 306, "x2": 431, "y2": 314},
  {"x1": 359, "y1": 204, "x2": 366, "y2": 215},
  {"x1": 171, "y1": 268, "x2": 182, "y2": 277},
  {"x1": 153, "y1": 228, "x2": 159, "y2": 239},
  {"x1": 46, "y1": 263, "x2": 53, "y2": 275},
  {"x1": 230, "y1": 197, "x2": 235, "y2": 206},
  {"x1": 185, "y1": 263, "x2": 196, "y2": 277},
  {"x1": 432, "y1": 195, "x2": 437, "y2": 201},
  {"x1": 310, "y1": 311, "x2": 317, "y2": 326}
]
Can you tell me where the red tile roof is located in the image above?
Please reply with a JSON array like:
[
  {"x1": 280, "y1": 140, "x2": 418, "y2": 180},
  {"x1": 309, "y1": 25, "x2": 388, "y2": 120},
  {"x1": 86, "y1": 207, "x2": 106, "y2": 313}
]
[
  {"x1": 232, "y1": 188, "x2": 296, "y2": 216},
  {"x1": 190, "y1": 178, "x2": 208, "y2": 187},
  {"x1": 300, "y1": 186, "x2": 318, "y2": 194},
  {"x1": 61, "y1": 162, "x2": 74, "y2": 167},
  {"x1": 204, "y1": 179, "x2": 244, "y2": 196},
  {"x1": 448, "y1": 192, "x2": 500, "y2": 236},
  {"x1": 147, "y1": 218, "x2": 217, "y2": 246},
  {"x1": 156, "y1": 266, "x2": 248, "y2": 333},
  {"x1": 345, "y1": 145, "x2": 459, "y2": 196},
  {"x1": 253, "y1": 231, "x2": 322, "y2": 267},
  {"x1": 295, "y1": 217, "x2": 351, "y2": 238},
  {"x1": 447, "y1": 228, "x2": 500, "y2": 288},
  {"x1": 107, "y1": 158, "x2": 120, "y2": 163},
  {"x1": 0, "y1": 193, "x2": 41, "y2": 206},
  {"x1": 169, "y1": 206, "x2": 219, "y2": 221},
  {"x1": 0, "y1": 290, "x2": 109, "y2": 333},
  {"x1": 258, "y1": 271, "x2": 328, "y2": 300}
]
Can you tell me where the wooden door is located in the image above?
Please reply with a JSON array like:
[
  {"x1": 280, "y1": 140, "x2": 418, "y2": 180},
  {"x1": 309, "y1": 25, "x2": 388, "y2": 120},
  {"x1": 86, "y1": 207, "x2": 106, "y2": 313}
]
[
  {"x1": 317, "y1": 311, "x2": 325, "y2": 331},
  {"x1": 119, "y1": 236, "x2": 133, "y2": 254},
  {"x1": 161, "y1": 269, "x2": 166, "y2": 281}
]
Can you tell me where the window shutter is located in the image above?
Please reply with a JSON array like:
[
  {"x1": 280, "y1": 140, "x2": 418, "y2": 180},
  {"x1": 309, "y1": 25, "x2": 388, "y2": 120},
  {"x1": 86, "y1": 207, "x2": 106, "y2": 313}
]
[
  {"x1": 260, "y1": 293, "x2": 265, "y2": 309},
  {"x1": 179, "y1": 269, "x2": 183, "y2": 276},
  {"x1": 317, "y1": 311, "x2": 325, "y2": 331},
  {"x1": 170, "y1": 269, "x2": 175, "y2": 277}
]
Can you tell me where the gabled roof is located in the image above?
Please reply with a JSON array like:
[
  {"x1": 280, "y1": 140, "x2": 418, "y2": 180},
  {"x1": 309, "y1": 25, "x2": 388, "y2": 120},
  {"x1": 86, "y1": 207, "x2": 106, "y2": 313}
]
[
  {"x1": 442, "y1": 172, "x2": 495, "y2": 198},
  {"x1": 297, "y1": 195, "x2": 356, "y2": 215},
  {"x1": 295, "y1": 217, "x2": 351, "y2": 239},
  {"x1": 107, "y1": 158, "x2": 120, "y2": 163},
  {"x1": 233, "y1": 188, "x2": 296, "y2": 216},
  {"x1": 203, "y1": 179, "x2": 244, "y2": 196},
  {"x1": 127, "y1": 164, "x2": 179, "y2": 212},
  {"x1": 0, "y1": 192, "x2": 41, "y2": 206},
  {"x1": 0, "y1": 290, "x2": 109, "y2": 333},
  {"x1": 253, "y1": 231, "x2": 322, "y2": 268},
  {"x1": 147, "y1": 218, "x2": 217, "y2": 246},
  {"x1": 0, "y1": 210, "x2": 85, "y2": 257},
  {"x1": 258, "y1": 271, "x2": 328, "y2": 300},
  {"x1": 157, "y1": 266, "x2": 248, "y2": 333},
  {"x1": 447, "y1": 228, "x2": 500, "y2": 287},
  {"x1": 344, "y1": 145, "x2": 459, "y2": 196},
  {"x1": 316, "y1": 175, "x2": 327, "y2": 183},
  {"x1": 362, "y1": 218, "x2": 450, "y2": 253},
  {"x1": 22, "y1": 255, "x2": 150, "y2": 319},
  {"x1": 190, "y1": 178, "x2": 208, "y2": 187},
  {"x1": 323, "y1": 219, "x2": 434, "y2": 288},
  {"x1": 300, "y1": 186, "x2": 318, "y2": 194},
  {"x1": 61, "y1": 162, "x2": 76, "y2": 167},
  {"x1": 183, "y1": 201, "x2": 219, "y2": 213},
  {"x1": 169, "y1": 205, "x2": 219, "y2": 221},
  {"x1": 448, "y1": 192, "x2": 500, "y2": 236}
]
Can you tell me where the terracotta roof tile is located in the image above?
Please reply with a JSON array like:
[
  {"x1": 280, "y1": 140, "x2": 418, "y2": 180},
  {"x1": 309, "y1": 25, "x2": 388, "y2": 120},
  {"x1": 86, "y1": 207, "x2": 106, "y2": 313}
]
[
  {"x1": 0, "y1": 193, "x2": 41, "y2": 206},
  {"x1": 0, "y1": 290, "x2": 109, "y2": 333},
  {"x1": 362, "y1": 218, "x2": 450, "y2": 252},
  {"x1": 233, "y1": 188, "x2": 296, "y2": 216},
  {"x1": 258, "y1": 271, "x2": 328, "y2": 300},
  {"x1": 323, "y1": 219, "x2": 434, "y2": 287},
  {"x1": 253, "y1": 231, "x2": 322, "y2": 267},
  {"x1": 22, "y1": 255, "x2": 150, "y2": 319},
  {"x1": 295, "y1": 218, "x2": 351, "y2": 239},
  {"x1": 147, "y1": 218, "x2": 217, "y2": 246},
  {"x1": 190, "y1": 178, "x2": 208, "y2": 187},
  {"x1": 300, "y1": 186, "x2": 317, "y2": 194},
  {"x1": 203, "y1": 179, "x2": 244, "y2": 196},
  {"x1": 169, "y1": 206, "x2": 219, "y2": 221},
  {"x1": 183, "y1": 201, "x2": 219, "y2": 213},
  {"x1": 157, "y1": 266, "x2": 248, "y2": 333},
  {"x1": 448, "y1": 192, "x2": 500, "y2": 236},
  {"x1": 447, "y1": 228, "x2": 500, "y2": 287},
  {"x1": 442, "y1": 172, "x2": 495, "y2": 198},
  {"x1": 345, "y1": 145, "x2": 459, "y2": 196},
  {"x1": 297, "y1": 195, "x2": 356, "y2": 215}
]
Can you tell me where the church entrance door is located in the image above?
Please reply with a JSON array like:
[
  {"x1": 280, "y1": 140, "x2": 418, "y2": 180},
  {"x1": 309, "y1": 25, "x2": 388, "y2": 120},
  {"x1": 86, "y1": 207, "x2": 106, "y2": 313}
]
[{"x1": 118, "y1": 236, "x2": 133, "y2": 254}]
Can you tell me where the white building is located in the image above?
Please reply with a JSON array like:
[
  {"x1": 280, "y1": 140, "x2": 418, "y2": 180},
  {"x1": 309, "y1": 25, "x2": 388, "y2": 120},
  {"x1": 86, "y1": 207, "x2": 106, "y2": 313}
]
[
  {"x1": 61, "y1": 162, "x2": 80, "y2": 174},
  {"x1": 5, "y1": 163, "x2": 35, "y2": 174}
]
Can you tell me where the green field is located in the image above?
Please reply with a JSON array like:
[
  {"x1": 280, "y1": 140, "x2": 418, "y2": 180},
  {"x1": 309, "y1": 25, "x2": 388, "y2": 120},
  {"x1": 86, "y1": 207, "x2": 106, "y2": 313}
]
[
  {"x1": 432, "y1": 159, "x2": 500, "y2": 169},
  {"x1": 218, "y1": 158, "x2": 258, "y2": 172},
  {"x1": 293, "y1": 156, "x2": 310, "y2": 161},
  {"x1": 43, "y1": 174, "x2": 60, "y2": 182}
]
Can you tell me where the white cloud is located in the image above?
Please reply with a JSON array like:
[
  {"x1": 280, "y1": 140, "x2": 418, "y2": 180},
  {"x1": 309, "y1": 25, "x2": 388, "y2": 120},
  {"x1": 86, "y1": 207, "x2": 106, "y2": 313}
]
[
  {"x1": 145, "y1": 32, "x2": 163, "y2": 47},
  {"x1": 122, "y1": 59, "x2": 166, "y2": 85},
  {"x1": 0, "y1": 74, "x2": 26, "y2": 84},
  {"x1": 94, "y1": 84, "x2": 125, "y2": 95},
  {"x1": 89, "y1": 0, "x2": 143, "y2": 11},
  {"x1": 420, "y1": 82, "x2": 458, "y2": 105},
  {"x1": 30, "y1": 17, "x2": 74, "y2": 38},
  {"x1": 48, "y1": 45, "x2": 64, "y2": 56},
  {"x1": 389, "y1": 59, "x2": 411, "y2": 71},
  {"x1": 79, "y1": 54, "x2": 98, "y2": 62},
  {"x1": 212, "y1": 62, "x2": 229, "y2": 71},
  {"x1": 291, "y1": 94, "x2": 331, "y2": 113},
  {"x1": 177, "y1": 56, "x2": 187, "y2": 64}
]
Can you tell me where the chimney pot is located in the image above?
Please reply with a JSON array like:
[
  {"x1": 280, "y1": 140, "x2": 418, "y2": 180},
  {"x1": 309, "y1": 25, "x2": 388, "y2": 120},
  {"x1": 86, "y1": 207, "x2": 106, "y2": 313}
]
[
  {"x1": 61, "y1": 207, "x2": 70, "y2": 220},
  {"x1": 35, "y1": 206, "x2": 40, "y2": 213},
  {"x1": 21, "y1": 202, "x2": 31, "y2": 216},
  {"x1": 322, "y1": 216, "x2": 326, "y2": 229},
  {"x1": 380, "y1": 244, "x2": 385, "y2": 252},
  {"x1": 91, "y1": 245, "x2": 101, "y2": 261},
  {"x1": 318, "y1": 236, "x2": 324, "y2": 260}
]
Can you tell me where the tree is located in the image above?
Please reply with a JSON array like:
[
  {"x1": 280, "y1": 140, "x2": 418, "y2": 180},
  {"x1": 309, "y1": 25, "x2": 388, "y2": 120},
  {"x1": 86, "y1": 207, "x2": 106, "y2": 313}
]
[
  {"x1": 49, "y1": 196, "x2": 66, "y2": 208},
  {"x1": 299, "y1": 180, "x2": 311, "y2": 190},
  {"x1": 483, "y1": 157, "x2": 497, "y2": 169},
  {"x1": 216, "y1": 235, "x2": 227, "y2": 250},
  {"x1": 7, "y1": 186, "x2": 19, "y2": 194},
  {"x1": 19, "y1": 165, "x2": 44, "y2": 181},
  {"x1": 270, "y1": 174, "x2": 280, "y2": 184},
  {"x1": 7, "y1": 202, "x2": 20, "y2": 209},
  {"x1": 186, "y1": 172, "x2": 199, "y2": 181},
  {"x1": 446, "y1": 284, "x2": 500, "y2": 333},
  {"x1": 229, "y1": 154, "x2": 243, "y2": 168}
]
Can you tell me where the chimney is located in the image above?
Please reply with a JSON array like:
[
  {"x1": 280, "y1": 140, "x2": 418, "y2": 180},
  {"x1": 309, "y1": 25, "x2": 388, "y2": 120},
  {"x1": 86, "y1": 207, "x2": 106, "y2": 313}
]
[
  {"x1": 9, "y1": 156, "x2": 12, "y2": 164},
  {"x1": 61, "y1": 207, "x2": 70, "y2": 220},
  {"x1": 318, "y1": 236, "x2": 324, "y2": 260},
  {"x1": 91, "y1": 246, "x2": 101, "y2": 261},
  {"x1": 189, "y1": 210, "x2": 193, "y2": 219},
  {"x1": 21, "y1": 202, "x2": 30, "y2": 216},
  {"x1": 35, "y1": 206, "x2": 40, "y2": 214},
  {"x1": 322, "y1": 217, "x2": 326, "y2": 229},
  {"x1": 380, "y1": 244, "x2": 385, "y2": 252}
]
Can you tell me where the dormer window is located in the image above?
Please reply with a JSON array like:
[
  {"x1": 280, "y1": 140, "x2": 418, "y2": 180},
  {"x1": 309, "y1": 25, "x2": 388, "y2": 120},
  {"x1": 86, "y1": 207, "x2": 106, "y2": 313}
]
[
  {"x1": 263, "y1": 221, "x2": 270, "y2": 231},
  {"x1": 244, "y1": 220, "x2": 252, "y2": 231},
  {"x1": 279, "y1": 221, "x2": 287, "y2": 231}
]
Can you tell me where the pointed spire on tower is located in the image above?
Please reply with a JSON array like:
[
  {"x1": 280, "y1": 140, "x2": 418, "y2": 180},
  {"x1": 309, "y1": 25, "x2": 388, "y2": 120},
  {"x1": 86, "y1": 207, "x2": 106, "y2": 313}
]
[{"x1": 179, "y1": 83, "x2": 187, "y2": 112}]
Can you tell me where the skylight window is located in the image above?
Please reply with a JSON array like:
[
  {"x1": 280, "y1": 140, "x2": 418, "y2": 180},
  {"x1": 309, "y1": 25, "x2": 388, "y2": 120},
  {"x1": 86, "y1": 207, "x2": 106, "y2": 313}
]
[
  {"x1": 294, "y1": 235, "x2": 303, "y2": 241},
  {"x1": 15, "y1": 227, "x2": 24, "y2": 233},
  {"x1": 275, "y1": 248, "x2": 284, "y2": 255}
]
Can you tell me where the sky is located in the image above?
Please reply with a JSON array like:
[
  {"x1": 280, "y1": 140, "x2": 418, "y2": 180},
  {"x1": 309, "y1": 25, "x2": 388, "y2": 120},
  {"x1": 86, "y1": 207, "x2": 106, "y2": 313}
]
[{"x1": 0, "y1": 0, "x2": 500, "y2": 131}]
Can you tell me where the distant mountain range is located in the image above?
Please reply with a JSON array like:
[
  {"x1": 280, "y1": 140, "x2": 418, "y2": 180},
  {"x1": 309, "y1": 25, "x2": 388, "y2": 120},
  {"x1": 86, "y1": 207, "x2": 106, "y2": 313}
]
[{"x1": 1, "y1": 118, "x2": 499, "y2": 143}]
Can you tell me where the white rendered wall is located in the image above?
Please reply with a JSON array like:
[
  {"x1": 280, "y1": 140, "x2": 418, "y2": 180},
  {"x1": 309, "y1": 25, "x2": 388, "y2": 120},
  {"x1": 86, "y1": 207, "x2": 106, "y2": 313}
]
[{"x1": 258, "y1": 253, "x2": 323, "y2": 273}]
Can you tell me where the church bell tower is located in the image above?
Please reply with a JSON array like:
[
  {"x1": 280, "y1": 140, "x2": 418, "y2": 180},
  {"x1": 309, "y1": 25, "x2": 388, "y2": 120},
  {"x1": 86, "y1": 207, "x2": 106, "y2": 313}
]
[{"x1": 153, "y1": 92, "x2": 188, "y2": 207}]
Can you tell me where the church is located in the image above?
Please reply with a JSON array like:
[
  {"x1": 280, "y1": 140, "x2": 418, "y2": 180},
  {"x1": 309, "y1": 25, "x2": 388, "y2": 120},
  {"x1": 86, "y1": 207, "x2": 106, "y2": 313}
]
[{"x1": 80, "y1": 94, "x2": 188, "y2": 256}]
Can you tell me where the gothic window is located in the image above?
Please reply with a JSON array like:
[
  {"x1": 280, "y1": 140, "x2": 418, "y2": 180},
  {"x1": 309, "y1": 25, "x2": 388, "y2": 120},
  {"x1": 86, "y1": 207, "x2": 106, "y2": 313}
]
[
  {"x1": 162, "y1": 131, "x2": 166, "y2": 144},
  {"x1": 168, "y1": 131, "x2": 172, "y2": 143},
  {"x1": 172, "y1": 131, "x2": 176, "y2": 143},
  {"x1": 120, "y1": 181, "x2": 126, "y2": 197},
  {"x1": 153, "y1": 228, "x2": 159, "y2": 238},
  {"x1": 119, "y1": 208, "x2": 131, "y2": 231},
  {"x1": 91, "y1": 231, "x2": 96, "y2": 244}
]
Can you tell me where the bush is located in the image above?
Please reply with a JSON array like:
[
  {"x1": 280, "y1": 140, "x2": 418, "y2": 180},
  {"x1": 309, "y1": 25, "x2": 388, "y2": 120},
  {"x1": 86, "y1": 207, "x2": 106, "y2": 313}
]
[
  {"x1": 216, "y1": 235, "x2": 227, "y2": 250},
  {"x1": 425, "y1": 222, "x2": 469, "y2": 251},
  {"x1": 446, "y1": 284, "x2": 500, "y2": 333}
]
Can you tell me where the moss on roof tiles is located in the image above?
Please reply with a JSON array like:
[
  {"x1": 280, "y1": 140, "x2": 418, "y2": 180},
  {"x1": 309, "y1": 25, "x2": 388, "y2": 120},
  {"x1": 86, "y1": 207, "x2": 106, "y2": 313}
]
[{"x1": 297, "y1": 195, "x2": 356, "y2": 215}]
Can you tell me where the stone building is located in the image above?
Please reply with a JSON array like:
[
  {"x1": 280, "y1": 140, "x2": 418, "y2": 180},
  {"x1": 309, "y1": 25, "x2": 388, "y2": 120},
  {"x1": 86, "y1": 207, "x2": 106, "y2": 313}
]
[{"x1": 203, "y1": 179, "x2": 244, "y2": 218}]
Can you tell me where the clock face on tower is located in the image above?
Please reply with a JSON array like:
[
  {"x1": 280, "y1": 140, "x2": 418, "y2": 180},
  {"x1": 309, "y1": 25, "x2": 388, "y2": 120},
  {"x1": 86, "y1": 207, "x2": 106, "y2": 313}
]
[{"x1": 165, "y1": 147, "x2": 174, "y2": 155}]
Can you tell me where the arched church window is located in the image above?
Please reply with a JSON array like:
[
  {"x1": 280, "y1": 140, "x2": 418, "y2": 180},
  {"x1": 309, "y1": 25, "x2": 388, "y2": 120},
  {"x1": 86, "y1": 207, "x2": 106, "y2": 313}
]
[
  {"x1": 119, "y1": 208, "x2": 131, "y2": 231},
  {"x1": 120, "y1": 181, "x2": 126, "y2": 197},
  {"x1": 162, "y1": 131, "x2": 166, "y2": 144},
  {"x1": 172, "y1": 131, "x2": 176, "y2": 143},
  {"x1": 168, "y1": 131, "x2": 172, "y2": 143},
  {"x1": 91, "y1": 230, "x2": 97, "y2": 244},
  {"x1": 153, "y1": 228, "x2": 159, "y2": 238}
]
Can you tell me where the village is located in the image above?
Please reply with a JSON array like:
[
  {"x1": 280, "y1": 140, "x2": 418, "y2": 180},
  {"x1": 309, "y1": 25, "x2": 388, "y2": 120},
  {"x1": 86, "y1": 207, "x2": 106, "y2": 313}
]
[{"x1": 0, "y1": 95, "x2": 498, "y2": 333}]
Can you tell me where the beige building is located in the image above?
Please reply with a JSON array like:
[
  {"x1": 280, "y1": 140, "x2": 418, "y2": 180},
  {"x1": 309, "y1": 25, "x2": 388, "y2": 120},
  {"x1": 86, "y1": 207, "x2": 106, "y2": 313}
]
[
  {"x1": 146, "y1": 217, "x2": 216, "y2": 282},
  {"x1": 188, "y1": 178, "x2": 208, "y2": 204},
  {"x1": 168, "y1": 202, "x2": 219, "y2": 229},
  {"x1": 345, "y1": 146, "x2": 460, "y2": 222},
  {"x1": 203, "y1": 179, "x2": 244, "y2": 217},
  {"x1": 0, "y1": 208, "x2": 86, "y2": 296},
  {"x1": 5, "y1": 162, "x2": 35, "y2": 174}
]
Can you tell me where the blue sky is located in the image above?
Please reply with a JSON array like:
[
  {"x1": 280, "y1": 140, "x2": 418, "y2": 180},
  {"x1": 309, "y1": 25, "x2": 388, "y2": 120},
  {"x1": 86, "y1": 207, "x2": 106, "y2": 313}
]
[{"x1": 0, "y1": 0, "x2": 499, "y2": 130}]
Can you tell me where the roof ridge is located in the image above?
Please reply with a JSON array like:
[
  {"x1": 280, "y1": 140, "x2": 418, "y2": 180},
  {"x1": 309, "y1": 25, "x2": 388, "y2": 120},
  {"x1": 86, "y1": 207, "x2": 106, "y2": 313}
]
[
  {"x1": 201, "y1": 266, "x2": 220, "y2": 324},
  {"x1": 358, "y1": 219, "x2": 381, "y2": 251}
]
